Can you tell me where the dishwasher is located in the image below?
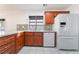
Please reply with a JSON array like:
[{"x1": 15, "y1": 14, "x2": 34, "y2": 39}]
[{"x1": 44, "y1": 32, "x2": 55, "y2": 47}]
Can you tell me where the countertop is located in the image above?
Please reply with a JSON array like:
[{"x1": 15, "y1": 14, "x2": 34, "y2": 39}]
[
  {"x1": 0, "y1": 31, "x2": 56, "y2": 37},
  {"x1": 24, "y1": 30, "x2": 56, "y2": 33}
]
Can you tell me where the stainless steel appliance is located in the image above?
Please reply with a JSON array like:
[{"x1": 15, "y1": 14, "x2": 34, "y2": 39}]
[{"x1": 54, "y1": 14, "x2": 79, "y2": 50}]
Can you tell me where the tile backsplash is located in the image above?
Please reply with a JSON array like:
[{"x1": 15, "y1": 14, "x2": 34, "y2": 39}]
[
  {"x1": 17, "y1": 24, "x2": 28, "y2": 31},
  {"x1": 17, "y1": 24, "x2": 53, "y2": 32},
  {"x1": 44, "y1": 24, "x2": 53, "y2": 31}
]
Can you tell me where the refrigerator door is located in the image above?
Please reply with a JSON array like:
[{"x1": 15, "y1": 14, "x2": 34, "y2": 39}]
[
  {"x1": 59, "y1": 14, "x2": 79, "y2": 36},
  {"x1": 57, "y1": 36, "x2": 79, "y2": 50}
]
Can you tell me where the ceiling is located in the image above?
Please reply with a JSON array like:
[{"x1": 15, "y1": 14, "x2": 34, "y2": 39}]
[{"x1": 0, "y1": 4, "x2": 72, "y2": 11}]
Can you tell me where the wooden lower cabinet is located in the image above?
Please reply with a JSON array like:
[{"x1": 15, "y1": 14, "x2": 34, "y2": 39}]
[
  {"x1": 0, "y1": 32, "x2": 43, "y2": 54},
  {"x1": 34, "y1": 36, "x2": 43, "y2": 46},
  {"x1": 34, "y1": 32, "x2": 43, "y2": 46},
  {"x1": 16, "y1": 32, "x2": 24, "y2": 53},
  {"x1": 2, "y1": 44, "x2": 16, "y2": 54},
  {"x1": 0, "y1": 34, "x2": 16, "y2": 54},
  {"x1": 25, "y1": 36, "x2": 33, "y2": 46},
  {"x1": 0, "y1": 32, "x2": 25, "y2": 54},
  {"x1": 25, "y1": 32, "x2": 43, "y2": 47}
]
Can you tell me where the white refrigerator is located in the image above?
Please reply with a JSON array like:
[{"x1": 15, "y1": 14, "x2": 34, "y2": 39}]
[{"x1": 54, "y1": 14, "x2": 79, "y2": 50}]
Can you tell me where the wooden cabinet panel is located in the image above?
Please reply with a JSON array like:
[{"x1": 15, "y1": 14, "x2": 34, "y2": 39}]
[
  {"x1": 34, "y1": 36, "x2": 43, "y2": 46},
  {"x1": 25, "y1": 32, "x2": 33, "y2": 36},
  {"x1": 2, "y1": 43, "x2": 15, "y2": 54},
  {"x1": 16, "y1": 32, "x2": 24, "y2": 53},
  {"x1": 0, "y1": 36, "x2": 15, "y2": 47},
  {"x1": 34, "y1": 32, "x2": 43, "y2": 36},
  {"x1": 0, "y1": 34, "x2": 16, "y2": 54},
  {"x1": 45, "y1": 12, "x2": 54, "y2": 24},
  {"x1": 25, "y1": 37, "x2": 33, "y2": 46},
  {"x1": 0, "y1": 39, "x2": 5, "y2": 47},
  {"x1": 25, "y1": 32, "x2": 43, "y2": 47},
  {"x1": 34, "y1": 32, "x2": 43, "y2": 46},
  {"x1": 25, "y1": 32, "x2": 34, "y2": 46},
  {"x1": 0, "y1": 32, "x2": 25, "y2": 54},
  {"x1": 0, "y1": 42, "x2": 14, "y2": 53},
  {"x1": 3, "y1": 46, "x2": 15, "y2": 54}
]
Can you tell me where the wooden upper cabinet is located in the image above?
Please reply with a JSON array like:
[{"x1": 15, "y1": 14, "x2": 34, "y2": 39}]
[
  {"x1": 45, "y1": 12, "x2": 54, "y2": 24},
  {"x1": 45, "y1": 11, "x2": 69, "y2": 24}
]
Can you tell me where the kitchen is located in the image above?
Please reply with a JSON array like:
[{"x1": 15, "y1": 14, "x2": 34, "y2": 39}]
[{"x1": 0, "y1": 4, "x2": 79, "y2": 54}]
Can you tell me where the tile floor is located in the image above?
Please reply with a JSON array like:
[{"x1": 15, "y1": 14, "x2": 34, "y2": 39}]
[{"x1": 18, "y1": 47, "x2": 79, "y2": 54}]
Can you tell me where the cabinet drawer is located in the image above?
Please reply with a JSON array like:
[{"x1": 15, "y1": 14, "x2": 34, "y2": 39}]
[
  {"x1": 34, "y1": 36, "x2": 43, "y2": 40},
  {"x1": 34, "y1": 32, "x2": 43, "y2": 36},
  {"x1": 25, "y1": 32, "x2": 34, "y2": 36}
]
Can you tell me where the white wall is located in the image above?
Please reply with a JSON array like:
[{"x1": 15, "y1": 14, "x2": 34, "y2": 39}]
[
  {"x1": 66, "y1": 4, "x2": 79, "y2": 14},
  {"x1": 0, "y1": 10, "x2": 25, "y2": 34},
  {"x1": 0, "y1": 9, "x2": 44, "y2": 34}
]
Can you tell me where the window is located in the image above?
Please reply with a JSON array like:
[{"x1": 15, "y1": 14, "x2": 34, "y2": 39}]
[
  {"x1": 29, "y1": 16, "x2": 44, "y2": 31},
  {"x1": 0, "y1": 19, "x2": 5, "y2": 36}
]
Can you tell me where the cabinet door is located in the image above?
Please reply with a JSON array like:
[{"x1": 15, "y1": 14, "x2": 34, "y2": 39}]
[
  {"x1": 16, "y1": 32, "x2": 24, "y2": 53},
  {"x1": 21, "y1": 36, "x2": 24, "y2": 46},
  {"x1": 34, "y1": 36, "x2": 43, "y2": 46},
  {"x1": 45, "y1": 12, "x2": 54, "y2": 24},
  {"x1": 58, "y1": 37, "x2": 78, "y2": 49},
  {"x1": 34, "y1": 32, "x2": 43, "y2": 46},
  {"x1": 25, "y1": 32, "x2": 43, "y2": 47},
  {"x1": 25, "y1": 32, "x2": 34, "y2": 46},
  {"x1": 16, "y1": 38, "x2": 20, "y2": 52},
  {"x1": 25, "y1": 36, "x2": 34, "y2": 46}
]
